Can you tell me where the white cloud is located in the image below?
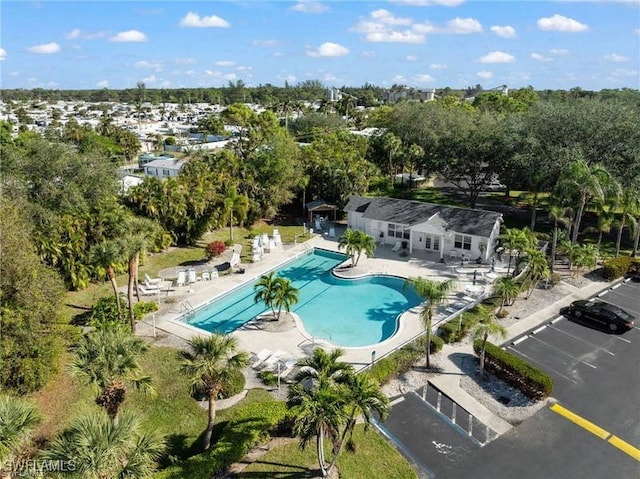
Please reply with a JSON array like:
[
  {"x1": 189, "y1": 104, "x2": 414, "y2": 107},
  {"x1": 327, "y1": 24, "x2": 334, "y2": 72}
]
[
  {"x1": 430, "y1": 63, "x2": 447, "y2": 69},
  {"x1": 604, "y1": 53, "x2": 628, "y2": 62},
  {"x1": 180, "y1": 12, "x2": 229, "y2": 28},
  {"x1": 10, "y1": 71, "x2": 19, "y2": 76},
  {"x1": 223, "y1": 73, "x2": 237, "y2": 81},
  {"x1": 413, "y1": 73, "x2": 435, "y2": 83},
  {"x1": 27, "y1": 42, "x2": 60, "y2": 54},
  {"x1": 444, "y1": 17, "x2": 482, "y2": 34},
  {"x1": 290, "y1": 2, "x2": 328, "y2": 14},
  {"x1": 273, "y1": 52, "x2": 285, "y2": 57},
  {"x1": 362, "y1": 50, "x2": 376, "y2": 58},
  {"x1": 366, "y1": 31, "x2": 425, "y2": 43},
  {"x1": 175, "y1": 57, "x2": 196, "y2": 64},
  {"x1": 65, "y1": 28, "x2": 81, "y2": 39},
  {"x1": 215, "y1": 60, "x2": 236, "y2": 67},
  {"x1": 237, "y1": 65, "x2": 253, "y2": 72},
  {"x1": 0, "y1": 48, "x2": 6, "y2": 61},
  {"x1": 635, "y1": 29, "x2": 640, "y2": 36},
  {"x1": 135, "y1": 60, "x2": 163, "y2": 71},
  {"x1": 352, "y1": 10, "x2": 425, "y2": 43},
  {"x1": 252, "y1": 39, "x2": 279, "y2": 47},
  {"x1": 477, "y1": 51, "x2": 515, "y2": 63},
  {"x1": 204, "y1": 70, "x2": 222, "y2": 77},
  {"x1": 370, "y1": 9, "x2": 412, "y2": 26},
  {"x1": 549, "y1": 48, "x2": 569, "y2": 55},
  {"x1": 531, "y1": 52, "x2": 553, "y2": 62},
  {"x1": 393, "y1": 74, "x2": 406, "y2": 83},
  {"x1": 477, "y1": 71, "x2": 493, "y2": 79},
  {"x1": 406, "y1": 55, "x2": 418, "y2": 62},
  {"x1": 97, "y1": 80, "x2": 109, "y2": 88},
  {"x1": 537, "y1": 14, "x2": 588, "y2": 32},
  {"x1": 141, "y1": 74, "x2": 157, "y2": 84},
  {"x1": 110, "y1": 30, "x2": 147, "y2": 42},
  {"x1": 306, "y1": 42, "x2": 349, "y2": 57},
  {"x1": 490, "y1": 25, "x2": 516, "y2": 38}
]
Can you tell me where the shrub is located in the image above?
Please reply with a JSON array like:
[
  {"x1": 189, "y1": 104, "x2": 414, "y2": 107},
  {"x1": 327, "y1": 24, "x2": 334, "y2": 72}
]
[
  {"x1": 204, "y1": 241, "x2": 227, "y2": 259},
  {"x1": 473, "y1": 340, "x2": 554, "y2": 399},
  {"x1": 133, "y1": 300, "x2": 159, "y2": 321},
  {"x1": 439, "y1": 321, "x2": 461, "y2": 344},
  {"x1": 88, "y1": 295, "x2": 128, "y2": 331},
  {"x1": 224, "y1": 239, "x2": 234, "y2": 247},
  {"x1": 258, "y1": 370, "x2": 278, "y2": 386},
  {"x1": 218, "y1": 369, "x2": 245, "y2": 399},
  {"x1": 601, "y1": 256, "x2": 637, "y2": 280},
  {"x1": 430, "y1": 335, "x2": 444, "y2": 353}
]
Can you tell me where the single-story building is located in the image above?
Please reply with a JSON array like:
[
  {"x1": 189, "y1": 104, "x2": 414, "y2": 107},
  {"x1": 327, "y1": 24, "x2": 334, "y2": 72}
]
[
  {"x1": 343, "y1": 196, "x2": 503, "y2": 262},
  {"x1": 143, "y1": 158, "x2": 187, "y2": 179}
]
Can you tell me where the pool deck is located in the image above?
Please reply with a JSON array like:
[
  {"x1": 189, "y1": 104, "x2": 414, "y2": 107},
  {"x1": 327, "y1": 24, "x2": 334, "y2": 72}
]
[{"x1": 145, "y1": 230, "x2": 504, "y2": 369}]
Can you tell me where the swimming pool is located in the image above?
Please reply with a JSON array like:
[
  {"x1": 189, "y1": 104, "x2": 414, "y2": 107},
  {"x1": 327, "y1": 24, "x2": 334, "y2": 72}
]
[{"x1": 185, "y1": 248, "x2": 422, "y2": 347}]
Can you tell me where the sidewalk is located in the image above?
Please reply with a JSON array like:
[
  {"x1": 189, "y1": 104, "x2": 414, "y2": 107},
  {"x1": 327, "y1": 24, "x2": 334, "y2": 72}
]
[{"x1": 425, "y1": 276, "x2": 619, "y2": 436}]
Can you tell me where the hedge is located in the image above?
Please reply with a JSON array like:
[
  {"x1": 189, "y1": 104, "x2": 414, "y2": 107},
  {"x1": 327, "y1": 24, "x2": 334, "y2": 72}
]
[
  {"x1": 602, "y1": 256, "x2": 639, "y2": 280},
  {"x1": 369, "y1": 335, "x2": 443, "y2": 385},
  {"x1": 473, "y1": 340, "x2": 554, "y2": 399},
  {"x1": 438, "y1": 310, "x2": 482, "y2": 344},
  {"x1": 155, "y1": 400, "x2": 288, "y2": 479}
]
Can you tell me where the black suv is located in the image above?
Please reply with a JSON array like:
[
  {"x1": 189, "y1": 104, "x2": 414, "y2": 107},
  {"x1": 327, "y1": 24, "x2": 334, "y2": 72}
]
[{"x1": 568, "y1": 300, "x2": 635, "y2": 332}]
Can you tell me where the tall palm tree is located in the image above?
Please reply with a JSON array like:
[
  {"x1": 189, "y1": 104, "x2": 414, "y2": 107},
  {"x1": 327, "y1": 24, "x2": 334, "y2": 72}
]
[
  {"x1": 178, "y1": 334, "x2": 249, "y2": 451},
  {"x1": 406, "y1": 277, "x2": 456, "y2": 368},
  {"x1": 471, "y1": 308, "x2": 508, "y2": 374},
  {"x1": 42, "y1": 410, "x2": 165, "y2": 479},
  {"x1": 70, "y1": 329, "x2": 153, "y2": 423},
  {"x1": 381, "y1": 132, "x2": 402, "y2": 184},
  {"x1": 555, "y1": 159, "x2": 615, "y2": 244},
  {"x1": 89, "y1": 239, "x2": 126, "y2": 320},
  {"x1": 254, "y1": 271, "x2": 279, "y2": 320},
  {"x1": 293, "y1": 348, "x2": 353, "y2": 387},
  {"x1": 493, "y1": 276, "x2": 521, "y2": 313},
  {"x1": 548, "y1": 204, "x2": 573, "y2": 272},
  {"x1": 521, "y1": 249, "x2": 550, "y2": 299},
  {"x1": 614, "y1": 186, "x2": 640, "y2": 258},
  {"x1": 222, "y1": 186, "x2": 249, "y2": 242},
  {"x1": 573, "y1": 243, "x2": 597, "y2": 277},
  {"x1": 338, "y1": 229, "x2": 376, "y2": 267},
  {"x1": 0, "y1": 395, "x2": 41, "y2": 470},
  {"x1": 271, "y1": 277, "x2": 300, "y2": 320}
]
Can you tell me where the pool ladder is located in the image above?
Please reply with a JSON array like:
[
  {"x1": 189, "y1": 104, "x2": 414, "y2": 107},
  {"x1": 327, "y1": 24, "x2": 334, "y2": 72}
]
[{"x1": 180, "y1": 301, "x2": 195, "y2": 320}]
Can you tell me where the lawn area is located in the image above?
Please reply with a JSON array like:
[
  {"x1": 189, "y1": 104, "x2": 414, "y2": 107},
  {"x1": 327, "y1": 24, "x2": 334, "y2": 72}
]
[
  {"x1": 390, "y1": 186, "x2": 466, "y2": 207},
  {"x1": 239, "y1": 424, "x2": 418, "y2": 479}
]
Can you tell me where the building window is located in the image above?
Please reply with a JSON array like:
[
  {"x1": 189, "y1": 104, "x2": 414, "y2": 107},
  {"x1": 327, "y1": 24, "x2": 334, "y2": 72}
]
[
  {"x1": 387, "y1": 223, "x2": 410, "y2": 239},
  {"x1": 163, "y1": 169, "x2": 170, "y2": 177},
  {"x1": 454, "y1": 234, "x2": 472, "y2": 250}
]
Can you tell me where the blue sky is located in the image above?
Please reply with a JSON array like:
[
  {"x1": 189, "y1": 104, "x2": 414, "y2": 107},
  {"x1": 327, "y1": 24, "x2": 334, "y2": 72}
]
[{"x1": 1, "y1": 1, "x2": 638, "y2": 91}]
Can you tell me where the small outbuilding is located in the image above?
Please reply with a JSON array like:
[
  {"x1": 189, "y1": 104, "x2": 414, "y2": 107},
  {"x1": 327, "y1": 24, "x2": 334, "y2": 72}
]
[{"x1": 306, "y1": 199, "x2": 338, "y2": 224}]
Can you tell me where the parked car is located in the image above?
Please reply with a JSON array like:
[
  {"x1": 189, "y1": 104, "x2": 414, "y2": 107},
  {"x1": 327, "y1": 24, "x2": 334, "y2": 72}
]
[
  {"x1": 483, "y1": 181, "x2": 507, "y2": 192},
  {"x1": 568, "y1": 300, "x2": 635, "y2": 332}
]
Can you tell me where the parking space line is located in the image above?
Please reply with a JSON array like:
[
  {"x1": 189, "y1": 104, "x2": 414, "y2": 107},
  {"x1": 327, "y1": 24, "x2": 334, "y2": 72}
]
[
  {"x1": 551, "y1": 316, "x2": 563, "y2": 324},
  {"x1": 528, "y1": 335, "x2": 593, "y2": 366},
  {"x1": 551, "y1": 404, "x2": 640, "y2": 462},
  {"x1": 608, "y1": 436, "x2": 640, "y2": 461},
  {"x1": 390, "y1": 397, "x2": 405, "y2": 406},
  {"x1": 546, "y1": 325, "x2": 615, "y2": 356},
  {"x1": 616, "y1": 337, "x2": 631, "y2": 343},
  {"x1": 581, "y1": 361, "x2": 596, "y2": 369},
  {"x1": 506, "y1": 346, "x2": 577, "y2": 384},
  {"x1": 532, "y1": 325, "x2": 547, "y2": 335},
  {"x1": 512, "y1": 336, "x2": 528, "y2": 346},
  {"x1": 550, "y1": 404, "x2": 610, "y2": 439}
]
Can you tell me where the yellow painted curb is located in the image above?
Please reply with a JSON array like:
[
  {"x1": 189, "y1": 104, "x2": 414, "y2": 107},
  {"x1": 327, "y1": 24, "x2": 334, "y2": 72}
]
[
  {"x1": 608, "y1": 436, "x2": 640, "y2": 462},
  {"x1": 550, "y1": 404, "x2": 610, "y2": 440}
]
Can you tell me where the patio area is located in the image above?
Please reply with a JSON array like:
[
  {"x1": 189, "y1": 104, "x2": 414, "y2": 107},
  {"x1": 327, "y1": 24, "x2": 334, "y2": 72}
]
[{"x1": 140, "y1": 224, "x2": 507, "y2": 371}]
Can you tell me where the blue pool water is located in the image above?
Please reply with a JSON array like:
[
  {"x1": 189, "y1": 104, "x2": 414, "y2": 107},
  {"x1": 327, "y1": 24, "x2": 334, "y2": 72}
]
[{"x1": 186, "y1": 249, "x2": 422, "y2": 347}]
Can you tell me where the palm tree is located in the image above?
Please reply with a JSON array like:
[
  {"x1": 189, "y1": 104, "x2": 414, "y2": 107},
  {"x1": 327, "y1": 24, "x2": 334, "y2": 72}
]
[
  {"x1": 254, "y1": 271, "x2": 279, "y2": 320},
  {"x1": 222, "y1": 186, "x2": 249, "y2": 242},
  {"x1": 381, "y1": 132, "x2": 402, "y2": 184},
  {"x1": 293, "y1": 348, "x2": 353, "y2": 387},
  {"x1": 559, "y1": 239, "x2": 582, "y2": 273},
  {"x1": 493, "y1": 276, "x2": 521, "y2": 313},
  {"x1": 614, "y1": 186, "x2": 640, "y2": 258},
  {"x1": 521, "y1": 249, "x2": 550, "y2": 299},
  {"x1": 89, "y1": 239, "x2": 126, "y2": 320},
  {"x1": 338, "y1": 229, "x2": 376, "y2": 267},
  {"x1": 573, "y1": 244, "x2": 597, "y2": 277},
  {"x1": 555, "y1": 159, "x2": 615, "y2": 244},
  {"x1": 70, "y1": 329, "x2": 153, "y2": 423},
  {"x1": 406, "y1": 278, "x2": 456, "y2": 368},
  {"x1": 471, "y1": 308, "x2": 508, "y2": 374},
  {"x1": 548, "y1": 204, "x2": 573, "y2": 272},
  {"x1": 272, "y1": 277, "x2": 300, "y2": 320},
  {"x1": 0, "y1": 395, "x2": 41, "y2": 470},
  {"x1": 287, "y1": 378, "x2": 346, "y2": 477},
  {"x1": 42, "y1": 410, "x2": 165, "y2": 479},
  {"x1": 178, "y1": 334, "x2": 249, "y2": 451}
]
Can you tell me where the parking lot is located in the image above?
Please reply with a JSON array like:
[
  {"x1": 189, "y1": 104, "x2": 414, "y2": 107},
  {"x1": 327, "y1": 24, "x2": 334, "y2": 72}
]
[{"x1": 381, "y1": 279, "x2": 640, "y2": 478}]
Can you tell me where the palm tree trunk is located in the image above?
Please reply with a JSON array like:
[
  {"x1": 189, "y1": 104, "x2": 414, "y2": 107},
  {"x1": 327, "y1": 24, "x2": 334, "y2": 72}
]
[
  {"x1": 550, "y1": 223, "x2": 558, "y2": 273},
  {"x1": 107, "y1": 266, "x2": 122, "y2": 319},
  {"x1": 615, "y1": 216, "x2": 626, "y2": 258},
  {"x1": 633, "y1": 219, "x2": 640, "y2": 257},
  {"x1": 133, "y1": 253, "x2": 141, "y2": 302},
  {"x1": 127, "y1": 259, "x2": 136, "y2": 333},
  {"x1": 203, "y1": 393, "x2": 217, "y2": 451},
  {"x1": 425, "y1": 312, "x2": 432, "y2": 369},
  {"x1": 480, "y1": 334, "x2": 487, "y2": 373},
  {"x1": 572, "y1": 196, "x2": 587, "y2": 243},
  {"x1": 317, "y1": 427, "x2": 327, "y2": 477},
  {"x1": 229, "y1": 211, "x2": 234, "y2": 241}
]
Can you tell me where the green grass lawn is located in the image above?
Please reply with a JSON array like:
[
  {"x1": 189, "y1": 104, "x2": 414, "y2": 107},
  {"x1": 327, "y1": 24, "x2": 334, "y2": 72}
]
[{"x1": 239, "y1": 425, "x2": 417, "y2": 478}]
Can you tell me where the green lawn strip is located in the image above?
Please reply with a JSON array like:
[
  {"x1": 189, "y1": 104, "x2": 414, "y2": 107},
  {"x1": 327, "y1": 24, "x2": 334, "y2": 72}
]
[{"x1": 239, "y1": 425, "x2": 418, "y2": 479}]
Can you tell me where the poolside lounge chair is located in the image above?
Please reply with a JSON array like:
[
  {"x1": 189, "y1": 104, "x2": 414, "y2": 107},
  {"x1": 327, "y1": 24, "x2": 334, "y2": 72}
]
[
  {"x1": 175, "y1": 270, "x2": 187, "y2": 287},
  {"x1": 143, "y1": 279, "x2": 161, "y2": 290},
  {"x1": 230, "y1": 252, "x2": 241, "y2": 270},
  {"x1": 251, "y1": 348, "x2": 273, "y2": 369},
  {"x1": 201, "y1": 271, "x2": 210, "y2": 281},
  {"x1": 391, "y1": 241, "x2": 402, "y2": 252},
  {"x1": 187, "y1": 269, "x2": 198, "y2": 284},
  {"x1": 277, "y1": 358, "x2": 297, "y2": 380},
  {"x1": 210, "y1": 269, "x2": 218, "y2": 278},
  {"x1": 329, "y1": 227, "x2": 336, "y2": 238},
  {"x1": 138, "y1": 285, "x2": 159, "y2": 296},
  {"x1": 145, "y1": 273, "x2": 162, "y2": 285},
  {"x1": 215, "y1": 262, "x2": 231, "y2": 273},
  {"x1": 260, "y1": 351, "x2": 287, "y2": 370}
]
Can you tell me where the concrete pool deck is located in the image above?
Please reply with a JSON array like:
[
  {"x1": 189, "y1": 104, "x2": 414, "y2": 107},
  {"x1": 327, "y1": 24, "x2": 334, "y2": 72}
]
[{"x1": 143, "y1": 230, "x2": 502, "y2": 369}]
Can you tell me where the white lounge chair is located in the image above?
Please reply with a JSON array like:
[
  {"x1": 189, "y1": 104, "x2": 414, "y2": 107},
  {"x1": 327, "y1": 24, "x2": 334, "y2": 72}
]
[
  {"x1": 277, "y1": 358, "x2": 297, "y2": 380},
  {"x1": 201, "y1": 271, "x2": 210, "y2": 281},
  {"x1": 329, "y1": 227, "x2": 336, "y2": 238},
  {"x1": 260, "y1": 350, "x2": 287, "y2": 370},
  {"x1": 143, "y1": 280, "x2": 161, "y2": 290},
  {"x1": 391, "y1": 241, "x2": 402, "y2": 252},
  {"x1": 230, "y1": 252, "x2": 241, "y2": 269},
  {"x1": 210, "y1": 269, "x2": 218, "y2": 278},
  {"x1": 187, "y1": 269, "x2": 197, "y2": 284},
  {"x1": 138, "y1": 285, "x2": 159, "y2": 296},
  {"x1": 175, "y1": 270, "x2": 187, "y2": 287},
  {"x1": 251, "y1": 348, "x2": 273, "y2": 369},
  {"x1": 145, "y1": 273, "x2": 162, "y2": 285}
]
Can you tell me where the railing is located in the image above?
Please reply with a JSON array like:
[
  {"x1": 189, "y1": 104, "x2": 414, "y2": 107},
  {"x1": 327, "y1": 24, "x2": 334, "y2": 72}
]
[{"x1": 179, "y1": 300, "x2": 195, "y2": 320}]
